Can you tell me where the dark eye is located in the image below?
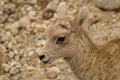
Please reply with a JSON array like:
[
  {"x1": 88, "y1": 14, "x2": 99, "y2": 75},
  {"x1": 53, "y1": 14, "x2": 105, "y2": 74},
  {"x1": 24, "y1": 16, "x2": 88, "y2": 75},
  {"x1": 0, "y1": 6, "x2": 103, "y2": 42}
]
[
  {"x1": 56, "y1": 37, "x2": 65, "y2": 44},
  {"x1": 60, "y1": 24, "x2": 67, "y2": 29}
]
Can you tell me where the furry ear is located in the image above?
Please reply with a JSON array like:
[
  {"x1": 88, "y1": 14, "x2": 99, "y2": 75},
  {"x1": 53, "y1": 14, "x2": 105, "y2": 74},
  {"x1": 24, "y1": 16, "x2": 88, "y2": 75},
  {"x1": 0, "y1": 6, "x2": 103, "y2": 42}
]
[
  {"x1": 57, "y1": 2, "x2": 68, "y2": 17},
  {"x1": 72, "y1": 7, "x2": 90, "y2": 28}
]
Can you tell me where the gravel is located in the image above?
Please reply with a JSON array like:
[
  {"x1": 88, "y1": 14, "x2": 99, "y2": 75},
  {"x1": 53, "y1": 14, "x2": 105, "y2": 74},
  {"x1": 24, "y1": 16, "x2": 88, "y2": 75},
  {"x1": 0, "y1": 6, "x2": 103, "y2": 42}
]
[{"x1": 0, "y1": 0, "x2": 120, "y2": 80}]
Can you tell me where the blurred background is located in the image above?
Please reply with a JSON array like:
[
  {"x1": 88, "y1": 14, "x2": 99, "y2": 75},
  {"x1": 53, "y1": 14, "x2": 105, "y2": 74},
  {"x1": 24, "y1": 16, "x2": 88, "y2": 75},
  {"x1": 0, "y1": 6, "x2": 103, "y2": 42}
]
[{"x1": 0, "y1": 0, "x2": 120, "y2": 80}]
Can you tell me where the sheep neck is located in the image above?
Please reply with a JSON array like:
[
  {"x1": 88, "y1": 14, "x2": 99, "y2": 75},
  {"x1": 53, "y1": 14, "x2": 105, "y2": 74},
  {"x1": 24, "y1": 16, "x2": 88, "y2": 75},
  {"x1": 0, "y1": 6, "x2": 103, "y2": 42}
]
[{"x1": 65, "y1": 29, "x2": 95, "y2": 79}]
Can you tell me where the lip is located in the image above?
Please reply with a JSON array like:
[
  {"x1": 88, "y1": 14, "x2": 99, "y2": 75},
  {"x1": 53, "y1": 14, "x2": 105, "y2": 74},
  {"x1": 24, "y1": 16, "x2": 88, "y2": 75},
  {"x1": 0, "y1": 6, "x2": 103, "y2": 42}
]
[{"x1": 42, "y1": 58, "x2": 52, "y2": 64}]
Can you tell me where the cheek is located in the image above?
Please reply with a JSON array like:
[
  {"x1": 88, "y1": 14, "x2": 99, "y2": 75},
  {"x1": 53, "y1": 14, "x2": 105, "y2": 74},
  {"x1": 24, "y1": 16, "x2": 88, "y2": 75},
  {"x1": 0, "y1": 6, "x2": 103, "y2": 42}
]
[{"x1": 61, "y1": 43, "x2": 76, "y2": 55}]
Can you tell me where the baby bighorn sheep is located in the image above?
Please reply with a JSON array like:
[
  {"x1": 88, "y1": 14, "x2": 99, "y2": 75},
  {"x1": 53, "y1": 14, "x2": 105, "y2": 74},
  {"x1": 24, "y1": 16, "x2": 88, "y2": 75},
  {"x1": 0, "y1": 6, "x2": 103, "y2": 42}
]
[{"x1": 39, "y1": 2, "x2": 120, "y2": 80}]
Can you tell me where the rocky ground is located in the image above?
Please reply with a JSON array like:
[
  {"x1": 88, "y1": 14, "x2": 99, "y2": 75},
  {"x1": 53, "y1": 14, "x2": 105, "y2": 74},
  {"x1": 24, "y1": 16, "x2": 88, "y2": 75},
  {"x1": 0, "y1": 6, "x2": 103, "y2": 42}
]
[{"x1": 0, "y1": 0, "x2": 120, "y2": 80}]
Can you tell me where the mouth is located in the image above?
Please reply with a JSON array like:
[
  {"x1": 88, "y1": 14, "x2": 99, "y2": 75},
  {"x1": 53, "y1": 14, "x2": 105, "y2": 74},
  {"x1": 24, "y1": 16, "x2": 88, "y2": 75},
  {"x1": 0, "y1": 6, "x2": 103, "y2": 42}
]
[{"x1": 42, "y1": 58, "x2": 52, "y2": 64}]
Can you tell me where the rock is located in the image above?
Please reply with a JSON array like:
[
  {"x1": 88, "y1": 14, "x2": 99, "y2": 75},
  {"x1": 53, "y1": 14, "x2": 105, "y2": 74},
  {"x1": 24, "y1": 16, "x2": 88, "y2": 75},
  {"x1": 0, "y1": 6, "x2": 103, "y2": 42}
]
[
  {"x1": 12, "y1": 0, "x2": 24, "y2": 4},
  {"x1": 11, "y1": 74, "x2": 21, "y2": 80},
  {"x1": 21, "y1": 69, "x2": 48, "y2": 80},
  {"x1": 3, "y1": 8, "x2": 13, "y2": 15},
  {"x1": 28, "y1": 51, "x2": 34, "y2": 57},
  {"x1": 45, "y1": 67, "x2": 60, "y2": 79},
  {"x1": 94, "y1": 0, "x2": 120, "y2": 10},
  {"x1": 37, "y1": 0, "x2": 50, "y2": 9},
  {"x1": 47, "y1": 67, "x2": 61, "y2": 73},
  {"x1": 3, "y1": 64, "x2": 11, "y2": 72},
  {"x1": 0, "y1": 75, "x2": 10, "y2": 80},
  {"x1": 14, "y1": 55, "x2": 20, "y2": 61},
  {"x1": 9, "y1": 66, "x2": 20, "y2": 75},
  {"x1": 20, "y1": 57, "x2": 28, "y2": 64},
  {"x1": 8, "y1": 51, "x2": 15, "y2": 58},
  {"x1": 10, "y1": 21, "x2": 20, "y2": 35},
  {"x1": 45, "y1": 70, "x2": 58, "y2": 79},
  {"x1": 10, "y1": 61, "x2": 20, "y2": 67},
  {"x1": 42, "y1": 0, "x2": 60, "y2": 19},
  {"x1": 34, "y1": 24, "x2": 46, "y2": 33},
  {"x1": 0, "y1": 15, "x2": 6, "y2": 23},
  {"x1": 19, "y1": 16, "x2": 31, "y2": 27},
  {"x1": 1, "y1": 31, "x2": 11, "y2": 41},
  {"x1": 28, "y1": 10, "x2": 36, "y2": 20}
]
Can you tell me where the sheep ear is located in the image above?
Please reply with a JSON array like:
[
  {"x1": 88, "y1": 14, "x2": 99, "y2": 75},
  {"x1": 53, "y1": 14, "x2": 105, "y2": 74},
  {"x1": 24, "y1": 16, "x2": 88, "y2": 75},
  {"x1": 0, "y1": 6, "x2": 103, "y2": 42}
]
[
  {"x1": 73, "y1": 7, "x2": 89, "y2": 28},
  {"x1": 57, "y1": 2, "x2": 68, "y2": 17}
]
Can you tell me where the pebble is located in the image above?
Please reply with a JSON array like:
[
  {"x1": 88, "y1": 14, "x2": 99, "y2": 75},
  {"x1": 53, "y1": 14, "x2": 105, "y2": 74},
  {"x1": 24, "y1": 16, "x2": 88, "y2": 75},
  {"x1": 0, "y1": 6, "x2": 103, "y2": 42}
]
[
  {"x1": 19, "y1": 16, "x2": 31, "y2": 27},
  {"x1": 1, "y1": 31, "x2": 11, "y2": 41},
  {"x1": 34, "y1": 24, "x2": 46, "y2": 33},
  {"x1": 14, "y1": 55, "x2": 20, "y2": 61},
  {"x1": 112, "y1": 19, "x2": 117, "y2": 23},
  {"x1": 47, "y1": 67, "x2": 61, "y2": 73},
  {"x1": 3, "y1": 64, "x2": 11, "y2": 72},
  {"x1": 45, "y1": 67, "x2": 61, "y2": 79},
  {"x1": 28, "y1": 51, "x2": 34, "y2": 57},
  {"x1": 8, "y1": 51, "x2": 14, "y2": 58},
  {"x1": 12, "y1": 74, "x2": 21, "y2": 80},
  {"x1": 45, "y1": 71, "x2": 58, "y2": 79},
  {"x1": 0, "y1": 75, "x2": 10, "y2": 80},
  {"x1": 20, "y1": 57, "x2": 28, "y2": 64},
  {"x1": 0, "y1": 15, "x2": 6, "y2": 23},
  {"x1": 9, "y1": 66, "x2": 20, "y2": 75},
  {"x1": 11, "y1": 21, "x2": 20, "y2": 34},
  {"x1": 28, "y1": 10, "x2": 36, "y2": 20}
]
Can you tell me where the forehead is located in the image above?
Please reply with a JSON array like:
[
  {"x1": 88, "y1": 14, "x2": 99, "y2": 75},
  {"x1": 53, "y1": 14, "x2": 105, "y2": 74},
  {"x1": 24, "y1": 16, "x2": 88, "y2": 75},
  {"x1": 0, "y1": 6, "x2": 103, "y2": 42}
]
[{"x1": 45, "y1": 17, "x2": 71, "y2": 37}]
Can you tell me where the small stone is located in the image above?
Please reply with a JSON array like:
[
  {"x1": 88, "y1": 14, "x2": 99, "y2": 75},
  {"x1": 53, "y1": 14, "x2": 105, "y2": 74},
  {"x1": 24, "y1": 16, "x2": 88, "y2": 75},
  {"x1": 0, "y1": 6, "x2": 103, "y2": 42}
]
[
  {"x1": 13, "y1": 0, "x2": 24, "y2": 4},
  {"x1": 0, "y1": 75, "x2": 10, "y2": 80},
  {"x1": 45, "y1": 71, "x2": 58, "y2": 79},
  {"x1": 0, "y1": 15, "x2": 6, "y2": 23},
  {"x1": 28, "y1": 51, "x2": 34, "y2": 57},
  {"x1": 9, "y1": 66, "x2": 20, "y2": 75},
  {"x1": 8, "y1": 52, "x2": 14, "y2": 58},
  {"x1": 3, "y1": 8, "x2": 13, "y2": 15},
  {"x1": 14, "y1": 55, "x2": 20, "y2": 61},
  {"x1": 20, "y1": 66, "x2": 26, "y2": 72},
  {"x1": 112, "y1": 19, "x2": 117, "y2": 23},
  {"x1": 34, "y1": 24, "x2": 46, "y2": 33},
  {"x1": 26, "y1": 6, "x2": 33, "y2": 11},
  {"x1": 48, "y1": 67, "x2": 61, "y2": 73},
  {"x1": 26, "y1": 66, "x2": 35, "y2": 71},
  {"x1": 10, "y1": 21, "x2": 20, "y2": 34},
  {"x1": 12, "y1": 74, "x2": 21, "y2": 80},
  {"x1": 112, "y1": 15, "x2": 117, "y2": 18},
  {"x1": 10, "y1": 61, "x2": 21, "y2": 67},
  {"x1": 20, "y1": 58, "x2": 28, "y2": 64},
  {"x1": 19, "y1": 16, "x2": 31, "y2": 27},
  {"x1": 1, "y1": 31, "x2": 11, "y2": 41},
  {"x1": 101, "y1": 23, "x2": 105, "y2": 26},
  {"x1": 28, "y1": 10, "x2": 36, "y2": 20},
  {"x1": 22, "y1": 69, "x2": 47, "y2": 80},
  {"x1": 3, "y1": 64, "x2": 11, "y2": 72},
  {"x1": 7, "y1": 42, "x2": 13, "y2": 49}
]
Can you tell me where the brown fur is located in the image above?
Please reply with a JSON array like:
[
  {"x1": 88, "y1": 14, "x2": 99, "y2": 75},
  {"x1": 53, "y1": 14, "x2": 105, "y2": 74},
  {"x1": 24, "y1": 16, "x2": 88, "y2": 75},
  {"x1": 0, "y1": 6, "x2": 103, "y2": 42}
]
[{"x1": 39, "y1": 2, "x2": 120, "y2": 80}]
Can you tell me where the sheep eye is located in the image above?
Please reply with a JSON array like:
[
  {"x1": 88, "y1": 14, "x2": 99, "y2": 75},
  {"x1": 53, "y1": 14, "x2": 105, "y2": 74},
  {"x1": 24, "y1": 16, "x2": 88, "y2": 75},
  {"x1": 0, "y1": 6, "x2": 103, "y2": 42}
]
[
  {"x1": 56, "y1": 37, "x2": 65, "y2": 44},
  {"x1": 60, "y1": 24, "x2": 67, "y2": 29}
]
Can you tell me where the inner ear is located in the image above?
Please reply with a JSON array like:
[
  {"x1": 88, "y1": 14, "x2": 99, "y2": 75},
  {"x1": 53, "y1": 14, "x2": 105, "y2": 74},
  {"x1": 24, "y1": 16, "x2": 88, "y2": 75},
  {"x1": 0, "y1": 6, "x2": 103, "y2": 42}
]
[
  {"x1": 72, "y1": 7, "x2": 90, "y2": 28},
  {"x1": 57, "y1": 2, "x2": 68, "y2": 17},
  {"x1": 78, "y1": 18, "x2": 84, "y2": 26}
]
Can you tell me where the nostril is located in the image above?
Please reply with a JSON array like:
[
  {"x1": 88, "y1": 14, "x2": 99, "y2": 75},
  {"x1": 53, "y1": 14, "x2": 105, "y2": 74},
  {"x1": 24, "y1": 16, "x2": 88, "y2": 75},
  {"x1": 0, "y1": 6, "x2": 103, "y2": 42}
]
[{"x1": 39, "y1": 55, "x2": 45, "y2": 60}]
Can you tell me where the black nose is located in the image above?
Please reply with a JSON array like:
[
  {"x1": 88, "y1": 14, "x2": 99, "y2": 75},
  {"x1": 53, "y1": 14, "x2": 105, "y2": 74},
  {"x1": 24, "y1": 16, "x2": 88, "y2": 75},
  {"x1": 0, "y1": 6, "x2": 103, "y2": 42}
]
[{"x1": 39, "y1": 55, "x2": 45, "y2": 60}]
